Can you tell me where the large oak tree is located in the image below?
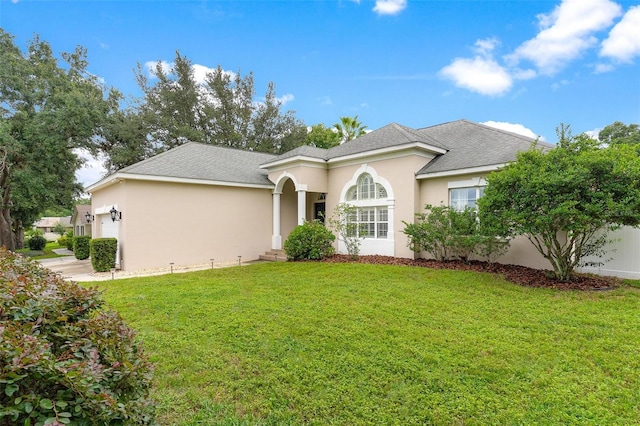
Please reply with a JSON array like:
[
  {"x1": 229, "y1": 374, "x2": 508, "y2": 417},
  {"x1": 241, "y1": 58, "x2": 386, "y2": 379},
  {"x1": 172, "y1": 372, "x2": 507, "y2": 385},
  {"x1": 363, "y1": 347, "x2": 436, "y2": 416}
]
[{"x1": 0, "y1": 30, "x2": 111, "y2": 249}]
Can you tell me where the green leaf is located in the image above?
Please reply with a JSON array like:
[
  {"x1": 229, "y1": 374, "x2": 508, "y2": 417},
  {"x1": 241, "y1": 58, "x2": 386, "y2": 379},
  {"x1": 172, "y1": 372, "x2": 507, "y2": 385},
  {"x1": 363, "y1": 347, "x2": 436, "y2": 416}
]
[
  {"x1": 39, "y1": 399, "x2": 54, "y2": 410},
  {"x1": 5, "y1": 384, "x2": 18, "y2": 397}
]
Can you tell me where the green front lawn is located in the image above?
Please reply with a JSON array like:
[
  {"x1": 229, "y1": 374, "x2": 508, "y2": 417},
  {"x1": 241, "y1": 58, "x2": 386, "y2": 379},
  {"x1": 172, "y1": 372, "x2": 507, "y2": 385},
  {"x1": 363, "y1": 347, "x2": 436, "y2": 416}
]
[{"x1": 93, "y1": 263, "x2": 640, "y2": 425}]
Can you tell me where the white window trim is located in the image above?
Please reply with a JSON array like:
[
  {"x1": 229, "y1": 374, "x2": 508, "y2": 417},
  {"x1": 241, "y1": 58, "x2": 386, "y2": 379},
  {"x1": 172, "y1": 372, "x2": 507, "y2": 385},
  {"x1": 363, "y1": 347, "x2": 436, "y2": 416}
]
[{"x1": 338, "y1": 166, "x2": 394, "y2": 256}]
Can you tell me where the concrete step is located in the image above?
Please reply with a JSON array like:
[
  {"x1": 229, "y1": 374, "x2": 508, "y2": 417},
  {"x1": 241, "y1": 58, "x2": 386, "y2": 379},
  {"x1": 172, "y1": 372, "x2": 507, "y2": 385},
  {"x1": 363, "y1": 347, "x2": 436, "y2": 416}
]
[{"x1": 259, "y1": 249, "x2": 287, "y2": 262}]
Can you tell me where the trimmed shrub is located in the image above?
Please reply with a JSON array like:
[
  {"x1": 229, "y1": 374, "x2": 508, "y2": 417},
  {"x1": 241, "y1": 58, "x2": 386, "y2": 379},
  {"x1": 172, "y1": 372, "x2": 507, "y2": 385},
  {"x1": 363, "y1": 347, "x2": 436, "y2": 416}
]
[
  {"x1": 284, "y1": 220, "x2": 335, "y2": 261},
  {"x1": 90, "y1": 238, "x2": 117, "y2": 272},
  {"x1": 74, "y1": 235, "x2": 91, "y2": 260},
  {"x1": 0, "y1": 247, "x2": 155, "y2": 424},
  {"x1": 403, "y1": 204, "x2": 510, "y2": 263},
  {"x1": 64, "y1": 230, "x2": 74, "y2": 250},
  {"x1": 27, "y1": 234, "x2": 47, "y2": 251}
]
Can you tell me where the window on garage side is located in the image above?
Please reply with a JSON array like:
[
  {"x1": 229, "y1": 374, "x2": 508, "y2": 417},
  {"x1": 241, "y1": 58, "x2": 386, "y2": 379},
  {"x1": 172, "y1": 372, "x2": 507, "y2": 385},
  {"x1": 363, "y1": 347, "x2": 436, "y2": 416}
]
[{"x1": 450, "y1": 187, "x2": 485, "y2": 211}]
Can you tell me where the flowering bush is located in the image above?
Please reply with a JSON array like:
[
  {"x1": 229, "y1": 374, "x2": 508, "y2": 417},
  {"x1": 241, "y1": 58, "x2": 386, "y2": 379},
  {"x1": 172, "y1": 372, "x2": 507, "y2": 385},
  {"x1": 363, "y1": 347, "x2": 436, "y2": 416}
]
[{"x1": 0, "y1": 248, "x2": 155, "y2": 425}]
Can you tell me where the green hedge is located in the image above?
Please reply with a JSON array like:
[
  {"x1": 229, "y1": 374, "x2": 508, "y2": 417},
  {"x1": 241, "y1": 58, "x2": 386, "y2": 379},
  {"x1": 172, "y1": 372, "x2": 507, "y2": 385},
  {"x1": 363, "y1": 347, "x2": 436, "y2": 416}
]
[
  {"x1": 90, "y1": 238, "x2": 118, "y2": 272},
  {"x1": 73, "y1": 235, "x2": 91, "y2": 260}
]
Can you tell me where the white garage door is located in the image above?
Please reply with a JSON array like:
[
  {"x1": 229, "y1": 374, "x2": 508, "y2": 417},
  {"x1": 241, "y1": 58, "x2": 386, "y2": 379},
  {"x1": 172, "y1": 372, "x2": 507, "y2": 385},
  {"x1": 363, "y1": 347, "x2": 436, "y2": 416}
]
[{"x1": 100, "y1": 215, "x2": 120, "y2": 268}]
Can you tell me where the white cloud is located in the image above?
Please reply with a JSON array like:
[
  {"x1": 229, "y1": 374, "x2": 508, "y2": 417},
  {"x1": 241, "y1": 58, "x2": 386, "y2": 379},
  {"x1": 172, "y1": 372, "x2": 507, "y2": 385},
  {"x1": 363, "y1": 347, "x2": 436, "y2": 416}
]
[
  {"x1": 373, "y1": 0, "x2": 407, "y2": 16},
  {"x1": 145, "y1": 60, "x2": 173, "y2": 77},
  {"x1": 192, "y1": 64, "x2": 215, "y2": 84},
  {"x1": 506, "y1": 0, "x2": 622, "y2": 75},
  {"x1": 277, "y1": 94, "x2": 295, "y2": 105},
  {"x1": 473, "y1": 37, "x2": 500, "y2": 56},
  {"x1": 440, "y1": 38, "x2": 513, "y2": 96},
  {"x1": 482, "y1": 121, "x2": 542, "y2": 140},
  {"x1": 594, "y1": 62, "x2": 615, "y2": 73},
  {"x1": 145, "y1": 61, "x2": 235, "y2": 85},
  {"x1": 440, "y1": 57, "x2": 512, "y2": 96},
  {"x1": 74, "y1": 148, "x2": 107, "y2": 189},
  {"x1": 600, "y1": 5, "x2": 640, "y2": 63},
  {"x1": 585, "y1": 127, "x2": 601, "y2": 139}
]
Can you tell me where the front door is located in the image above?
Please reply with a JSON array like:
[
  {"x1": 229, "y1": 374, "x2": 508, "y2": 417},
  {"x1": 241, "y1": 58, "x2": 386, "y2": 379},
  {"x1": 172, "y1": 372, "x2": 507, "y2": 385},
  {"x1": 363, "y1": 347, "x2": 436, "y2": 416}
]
[{"x1": 314, "y1": 202, "x2": 326, "y2": 223}]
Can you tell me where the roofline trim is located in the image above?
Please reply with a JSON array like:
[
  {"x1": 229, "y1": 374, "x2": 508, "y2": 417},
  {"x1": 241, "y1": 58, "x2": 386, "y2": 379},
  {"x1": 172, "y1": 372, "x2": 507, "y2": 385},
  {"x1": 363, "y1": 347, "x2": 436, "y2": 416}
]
[
  {"x1": 416, "y1": 163, "x2": 506, "y2": 180},
  {"x1": 327, "y1": 142, "x2": 447, "y2": 165},
  {"x1": 85, "y1": 172, "x2": 274, "y2": 193},
  {"x1": 260, "y1": 155, "x2": 327, "y2": 169}
]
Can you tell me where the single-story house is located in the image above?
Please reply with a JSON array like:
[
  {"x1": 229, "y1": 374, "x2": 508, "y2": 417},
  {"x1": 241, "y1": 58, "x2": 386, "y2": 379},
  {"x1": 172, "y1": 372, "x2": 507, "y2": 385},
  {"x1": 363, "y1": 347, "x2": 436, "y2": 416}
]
[
  {"x1": 33, "y1": 216, "x2": 72, "y2": 241},
  {"x1": 70, "y1": 204, "x2": 92, "y2": 237},
  {"x1": 85, "y1": 119, "x2": 640, "y2": 278}
]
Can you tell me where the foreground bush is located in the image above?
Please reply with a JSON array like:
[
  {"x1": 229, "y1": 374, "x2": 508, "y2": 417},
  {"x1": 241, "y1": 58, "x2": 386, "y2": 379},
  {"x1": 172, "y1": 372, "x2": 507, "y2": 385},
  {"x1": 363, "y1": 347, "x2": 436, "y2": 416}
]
[
  {"x1": 90, "y1": 238, "x2": 117, "y2": 272},
  {"x1": 74, "y1": 235, "x2": 91, "y2": 260},
  {"x1": 0, "y1": 248, "x2": 155, "y2": 424},
  {"x1": 284, "y1": 220, "x2": 335, "y2": 260}
]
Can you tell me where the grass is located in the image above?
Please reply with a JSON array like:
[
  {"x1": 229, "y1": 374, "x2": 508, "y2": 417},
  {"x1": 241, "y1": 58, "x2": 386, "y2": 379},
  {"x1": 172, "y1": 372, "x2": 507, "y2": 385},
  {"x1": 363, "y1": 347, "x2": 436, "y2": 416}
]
[
  {"x1": 16, "y1": 241, "x2": 67, "y2": 259},
  {"x1": 91, "y1": 262, "x2": 640, "y2": 425}
]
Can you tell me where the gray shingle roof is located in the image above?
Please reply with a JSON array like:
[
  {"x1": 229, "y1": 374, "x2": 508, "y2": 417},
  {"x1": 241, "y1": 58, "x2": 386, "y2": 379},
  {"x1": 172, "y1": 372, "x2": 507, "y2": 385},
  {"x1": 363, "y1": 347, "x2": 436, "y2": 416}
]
[
  {"x1": 93, "y1": 120, "x2": 552, "y2": 190},
  {"x1": 118, "y1": 142, "x2": 276, "y2": 186},
  {"x1": 262, "y1": 122, "x2": 448, "y2": 166},
  {"x1": 263, "y1": 145, "x2": 329, "y2": 163},
  {"x1": 325, "y1": 122, "x2": 448, "y2": 159},
  {"x1": 416, "y1": 120, "x2": 552, "y2": 175}
]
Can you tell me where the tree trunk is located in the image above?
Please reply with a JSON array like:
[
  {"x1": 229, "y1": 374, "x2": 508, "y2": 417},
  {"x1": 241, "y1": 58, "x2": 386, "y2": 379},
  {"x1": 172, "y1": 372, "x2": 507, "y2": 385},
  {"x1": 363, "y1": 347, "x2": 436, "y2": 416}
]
[
  {"x1": 0, "y1": 207, "x2": 15, "y2": 251},
  {"x1": 14, "y1": 222, "x2": 24, "y2": 249}
]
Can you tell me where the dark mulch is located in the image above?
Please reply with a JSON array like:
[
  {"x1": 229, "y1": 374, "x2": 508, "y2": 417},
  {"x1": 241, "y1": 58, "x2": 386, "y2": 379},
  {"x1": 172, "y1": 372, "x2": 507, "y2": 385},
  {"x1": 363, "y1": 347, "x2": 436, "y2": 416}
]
[{"x1": 322, "y1": 254, "x2": 620, "y2": 291}]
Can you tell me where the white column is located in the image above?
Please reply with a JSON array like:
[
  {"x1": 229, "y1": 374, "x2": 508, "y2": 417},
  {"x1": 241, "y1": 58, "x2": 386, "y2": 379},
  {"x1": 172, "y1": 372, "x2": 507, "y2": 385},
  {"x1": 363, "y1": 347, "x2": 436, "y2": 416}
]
[
  {"x1": 297, "y1": 189, "x2": 306, "y2": 225},
  {"x1": 272, "y1": 192, "x2": 282, "y2": 249}
]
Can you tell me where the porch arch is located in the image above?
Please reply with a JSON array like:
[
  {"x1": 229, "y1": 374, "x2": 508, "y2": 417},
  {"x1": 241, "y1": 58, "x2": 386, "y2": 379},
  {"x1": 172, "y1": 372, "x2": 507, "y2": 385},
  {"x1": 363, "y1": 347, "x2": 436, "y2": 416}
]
[{"x1": 272, "y1": 172, "x2": 309, "y2": 249}]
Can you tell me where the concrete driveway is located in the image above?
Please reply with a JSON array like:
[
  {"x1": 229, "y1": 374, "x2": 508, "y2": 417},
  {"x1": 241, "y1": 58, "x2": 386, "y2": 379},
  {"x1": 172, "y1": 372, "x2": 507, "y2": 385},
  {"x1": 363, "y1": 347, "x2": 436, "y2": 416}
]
[{"x1": 37, "y1": 250, "x2": 99, "y2": 282}]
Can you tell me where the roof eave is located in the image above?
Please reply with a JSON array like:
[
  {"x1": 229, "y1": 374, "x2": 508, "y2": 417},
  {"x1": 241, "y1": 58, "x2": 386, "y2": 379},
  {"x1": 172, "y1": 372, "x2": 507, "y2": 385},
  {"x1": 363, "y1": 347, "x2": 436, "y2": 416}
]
[
  {"x1": 416, "y1": 163, "x2": 506, "y2": 180},
  {"x1": 260, "y1": 155, "x2": 327, "y2": 169},
  {"x1": 328, "y1": 142, "x2": 447, "y2": 164},
  {"x1": 85, "y1": 172, "x2": 274, "y2": 193}
]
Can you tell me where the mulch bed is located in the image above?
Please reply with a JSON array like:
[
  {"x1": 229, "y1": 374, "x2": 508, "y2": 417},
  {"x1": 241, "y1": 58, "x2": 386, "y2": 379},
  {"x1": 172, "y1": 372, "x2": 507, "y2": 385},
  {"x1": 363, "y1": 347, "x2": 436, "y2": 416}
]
[{"x1": 322, "y1": 254, "x2": 620, "y2": 291}]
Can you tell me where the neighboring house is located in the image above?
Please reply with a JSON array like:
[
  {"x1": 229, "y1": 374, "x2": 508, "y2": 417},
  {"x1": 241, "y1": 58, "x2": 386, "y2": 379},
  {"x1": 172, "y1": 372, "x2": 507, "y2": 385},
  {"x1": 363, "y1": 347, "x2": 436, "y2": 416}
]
[
  {"x1": 33, "y1": 216, "x2": 72, "y2": 241},
  {"x1": 85, "y1": 119, "x2": 639, "y2": 278},
  {"x1": 70, "y1": 204, "x2": 92, "y2": 237}
]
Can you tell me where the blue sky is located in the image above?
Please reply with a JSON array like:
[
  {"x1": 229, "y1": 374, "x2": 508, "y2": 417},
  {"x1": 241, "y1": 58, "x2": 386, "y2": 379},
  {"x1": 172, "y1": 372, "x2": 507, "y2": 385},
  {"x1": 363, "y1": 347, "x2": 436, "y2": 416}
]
[{"x1": 1, "y1": 0, "x2": 639, "y2": 186}]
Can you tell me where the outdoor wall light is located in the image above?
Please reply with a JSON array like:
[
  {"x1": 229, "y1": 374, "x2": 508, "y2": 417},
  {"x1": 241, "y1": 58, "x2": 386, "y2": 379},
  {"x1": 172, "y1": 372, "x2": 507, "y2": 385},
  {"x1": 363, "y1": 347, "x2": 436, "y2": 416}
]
[
  {"x1": 109, "y1": 206, "x2": 122, "y2": 222},
  {"x1": 85, "y1": 212, "x2": 94, "y2": 223}
]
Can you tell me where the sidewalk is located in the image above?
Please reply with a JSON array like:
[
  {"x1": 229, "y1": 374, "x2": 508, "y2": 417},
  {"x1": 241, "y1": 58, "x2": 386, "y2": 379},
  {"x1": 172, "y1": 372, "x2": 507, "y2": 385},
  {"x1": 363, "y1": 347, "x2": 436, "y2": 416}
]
[{"x1": 37, "y1": 249, "x2": 259, "y2": 282}]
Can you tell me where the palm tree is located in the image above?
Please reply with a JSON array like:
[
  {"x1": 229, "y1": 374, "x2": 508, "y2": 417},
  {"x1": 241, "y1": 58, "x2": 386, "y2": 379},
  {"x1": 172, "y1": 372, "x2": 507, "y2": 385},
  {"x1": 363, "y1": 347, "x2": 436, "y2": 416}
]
[{"x1": 333, "y1": 115, "x2": 367, "y2": 144}]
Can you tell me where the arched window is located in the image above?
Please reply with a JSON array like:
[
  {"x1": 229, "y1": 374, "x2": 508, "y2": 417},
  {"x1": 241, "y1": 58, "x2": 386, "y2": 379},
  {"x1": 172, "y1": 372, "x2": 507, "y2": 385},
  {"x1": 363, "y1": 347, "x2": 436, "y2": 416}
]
[
  {"x1": 343, "y1": 173, "x2": 390, "y2": 239},
  {"x1": 346, "y1": 174, "x2": 388, "y2": 202}
]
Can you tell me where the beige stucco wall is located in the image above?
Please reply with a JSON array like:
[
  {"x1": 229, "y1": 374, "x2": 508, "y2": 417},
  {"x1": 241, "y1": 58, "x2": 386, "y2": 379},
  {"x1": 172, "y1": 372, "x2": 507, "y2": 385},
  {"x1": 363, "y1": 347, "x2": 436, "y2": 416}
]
[
  {"x1": 268, "y1": 165, "x2": 328, "y2": 193},
  {"x1": 325, "y1": 154, "x2": 436, "y2": 259},
  {"x1": 91, "y1": 179, "x2": 272, "y2": 271},
  {"x1": 417, "y1": 173, "x2": 550, "y2": 270}
]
